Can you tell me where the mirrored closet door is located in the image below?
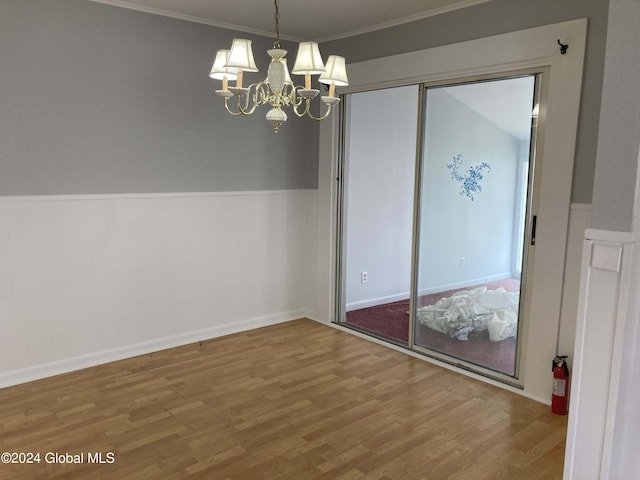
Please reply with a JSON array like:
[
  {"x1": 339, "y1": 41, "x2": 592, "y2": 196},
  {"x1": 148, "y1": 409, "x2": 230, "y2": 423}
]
[
  {"x1": 337, "y1": 73, "x2": 542, "y2": 384},
  {"x1": 339, "y1": 85, "x2": 419, "y2": 346}
]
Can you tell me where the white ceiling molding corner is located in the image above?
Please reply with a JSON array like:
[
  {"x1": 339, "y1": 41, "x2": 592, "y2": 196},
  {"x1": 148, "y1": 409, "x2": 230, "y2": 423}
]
[{"x1": 87, "y1": 0, "x2": 494, "y2": 42}]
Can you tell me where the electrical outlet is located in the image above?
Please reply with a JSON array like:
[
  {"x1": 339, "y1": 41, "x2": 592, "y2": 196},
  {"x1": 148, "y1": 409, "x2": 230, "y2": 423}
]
[
  {"x1": 361, "y1": 271, "x2": 368, "y2": 284},
  {"x1": 459, "y1": 257, "x2": 465, "y2": 268}
]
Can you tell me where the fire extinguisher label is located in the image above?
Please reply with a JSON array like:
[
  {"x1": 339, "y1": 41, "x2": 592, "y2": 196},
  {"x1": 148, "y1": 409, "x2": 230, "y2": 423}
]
[{"x1": 553, "y1": 378, "x2": 566, "y2": 397}]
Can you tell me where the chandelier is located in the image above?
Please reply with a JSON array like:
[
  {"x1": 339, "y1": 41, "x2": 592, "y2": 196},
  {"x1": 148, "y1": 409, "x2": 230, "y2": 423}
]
[{"x1": 208, "y1": 0, "x2": 348, "y2": 133}]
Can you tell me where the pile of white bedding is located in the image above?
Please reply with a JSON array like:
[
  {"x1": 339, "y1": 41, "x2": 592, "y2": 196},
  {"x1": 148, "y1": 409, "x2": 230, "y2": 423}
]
[{"x1": 416, "y1": 286, "x2": 519, "y2": 342}]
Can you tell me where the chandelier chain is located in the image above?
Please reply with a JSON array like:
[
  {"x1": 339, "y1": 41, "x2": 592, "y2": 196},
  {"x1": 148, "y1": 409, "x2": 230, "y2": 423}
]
[{"x1": 273, "y1": 0, "x2": 281, "y2": 49}]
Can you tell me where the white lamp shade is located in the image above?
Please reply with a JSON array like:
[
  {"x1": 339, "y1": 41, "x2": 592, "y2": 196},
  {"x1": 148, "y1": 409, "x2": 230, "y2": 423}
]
[
  {"x1": 225, "y1": 38, "x2": 259, "y2": 72},
  {"x1": 209, "y1": 50, "x2": 238, "y2": 80},
  {"x1": 292, "y1": 42, "x2": 325, "y2": 75},
  {"x1": 319, "y1": 55, "x2": 348, "y2": 86}
]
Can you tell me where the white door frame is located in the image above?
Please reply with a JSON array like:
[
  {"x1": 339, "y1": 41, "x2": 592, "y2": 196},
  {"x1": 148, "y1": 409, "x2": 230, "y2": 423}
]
[{"x1": 315, "y1": 19, "x2": 587, "y2": 403}]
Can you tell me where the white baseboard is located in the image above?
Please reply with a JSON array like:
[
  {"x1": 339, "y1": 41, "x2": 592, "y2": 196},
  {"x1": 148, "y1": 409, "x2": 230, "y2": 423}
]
[
  {"x1": 0, "y1": 309, "x2": 305, "y2": 389},
  {"x1": 346, "y1": 292, "x2": 410, "y2": 312},
  {"x1": 345, "y1": 272, "x2": 514, "y2": 312},
  {"x1": 302, "y1": 308, "x2": 324, "y2": 323},
  {"x1": 418, "y1": 272, "x2": 513, "y2": 296}
]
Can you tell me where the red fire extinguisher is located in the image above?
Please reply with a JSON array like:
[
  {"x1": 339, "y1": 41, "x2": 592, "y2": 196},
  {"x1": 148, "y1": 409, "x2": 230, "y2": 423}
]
[{"x1": 552, "y1": 355, "x2": 569, "y2": 415}]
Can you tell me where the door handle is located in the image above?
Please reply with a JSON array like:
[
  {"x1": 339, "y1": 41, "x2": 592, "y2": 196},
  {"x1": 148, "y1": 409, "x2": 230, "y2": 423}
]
[{"x1": 531, "y1": 215, "x2": 537, "y2": 245}]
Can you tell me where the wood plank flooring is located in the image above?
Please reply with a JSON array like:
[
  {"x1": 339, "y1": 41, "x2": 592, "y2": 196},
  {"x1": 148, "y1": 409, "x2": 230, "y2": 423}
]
[{"x1": 0, "y1": 319, "x2": 567, "y2": 479}]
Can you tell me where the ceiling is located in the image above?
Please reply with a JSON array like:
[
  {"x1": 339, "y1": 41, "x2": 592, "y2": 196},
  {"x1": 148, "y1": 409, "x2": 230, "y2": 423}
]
[
  {"x1": 90, "y1": 0, "x2": 491, "y2": 42},
  {"x1": 444, "y1": 76, "x2": 537, "y2": 141}
]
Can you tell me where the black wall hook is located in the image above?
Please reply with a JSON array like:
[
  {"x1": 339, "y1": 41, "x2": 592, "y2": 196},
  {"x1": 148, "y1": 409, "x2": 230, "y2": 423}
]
[{"x1": 557, "y1": 39, "x2": 569, "y2": 55}]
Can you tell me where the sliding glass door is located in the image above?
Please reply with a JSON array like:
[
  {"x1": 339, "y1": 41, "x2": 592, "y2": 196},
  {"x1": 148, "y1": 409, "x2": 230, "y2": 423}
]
[
  {"x1": 340, "y1": 85, "x2": 419, "y2": 345},
  {"x1": 413, "y1": 76, "x2": 539, "y2": 377},
  {"x1": 337, "y1": 72, "x2": 541, "y2": 383}
]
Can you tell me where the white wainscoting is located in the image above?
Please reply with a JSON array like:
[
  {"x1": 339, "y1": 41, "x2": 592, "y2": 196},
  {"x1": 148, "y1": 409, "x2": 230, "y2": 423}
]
[
  {"x1": 564, "y1": 228, "x2": 636, "y2": 479},
  {"x1": 0, "y1": 190, "x2": 317, "y2": 388}
]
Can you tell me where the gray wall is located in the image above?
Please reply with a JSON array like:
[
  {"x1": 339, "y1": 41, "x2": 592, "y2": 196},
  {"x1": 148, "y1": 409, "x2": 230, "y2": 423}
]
[
  {"x1": 590, "y1": 0, "x2": 640, "y2": 232},
  {"x1": 322, "y1": 0, "x2": 609, "y2": 205},
  {"x1": 0, "y1": 0, "x2": 319, "y2": 195}
]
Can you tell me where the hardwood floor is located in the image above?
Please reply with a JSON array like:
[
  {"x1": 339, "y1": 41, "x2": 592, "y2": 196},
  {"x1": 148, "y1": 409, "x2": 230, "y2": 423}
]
[{"x1": 0, "y1": 319, "x2": 567, "y2": 479}]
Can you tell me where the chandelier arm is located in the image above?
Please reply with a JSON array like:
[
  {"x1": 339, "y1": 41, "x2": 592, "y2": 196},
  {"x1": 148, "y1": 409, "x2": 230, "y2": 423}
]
[
  {"x1": 291, "y1": 90, "x2": 304, "y2": 109},
  {"x1": 256, "y1": 83, "x2": 272, "y2": 107},
  {"x1": 290, "y1": 87, "x2": 312, "y2": 117},
  {"x1": 222, "y1": 93, "x2": 257, "y2": 116},
  {"x1": 240, "y1": 85, "x2": 260, "y2": 114},
  {"x1": 304, "y1": 103, "x2": 335, "y2": 121},
  {"x1": 228, "y1": 97, "x2": 255, "y2": 115},
  {"x1": 223, "y1": 97, "x2": 249, "y2": 116},
  {"x1": 280, "y1": 85, "x2": 295, "y2": 106},
  {"x1": 288, "y1": 92, "x2": 337, "y2": 121},
  {"x1": 225, "y1": 82, "x2": 270, "y2": 116},
  {"x1": 290, "y1": 99, "x2": 310, "y2": 118},
  {"x1": 237, "y1": 101, "x2": 258, "y2": 115}
]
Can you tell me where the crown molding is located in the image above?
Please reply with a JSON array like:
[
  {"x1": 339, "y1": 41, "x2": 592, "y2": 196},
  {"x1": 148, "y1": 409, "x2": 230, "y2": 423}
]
[
  {"x1": 89, "y1": 0, "x2": 491, "y2": 43},
  {"x1": 88, "y1": 0, "x2": 304, "y2": 41},
  {"x1": 314, "y1": 0, "x2": 492, "y2": 42}
]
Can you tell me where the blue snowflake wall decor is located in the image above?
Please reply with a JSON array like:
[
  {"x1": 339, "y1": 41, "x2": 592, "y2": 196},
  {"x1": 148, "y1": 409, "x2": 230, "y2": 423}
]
[{"x1": 446, "y1": 154, "x2": 491, "y2": 201}]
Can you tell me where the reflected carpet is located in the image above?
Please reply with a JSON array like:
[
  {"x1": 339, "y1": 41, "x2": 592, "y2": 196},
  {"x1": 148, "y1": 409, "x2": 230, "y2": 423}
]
[{"x1": 345, "y1": 278, "x2": 520, "y2": 375}]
